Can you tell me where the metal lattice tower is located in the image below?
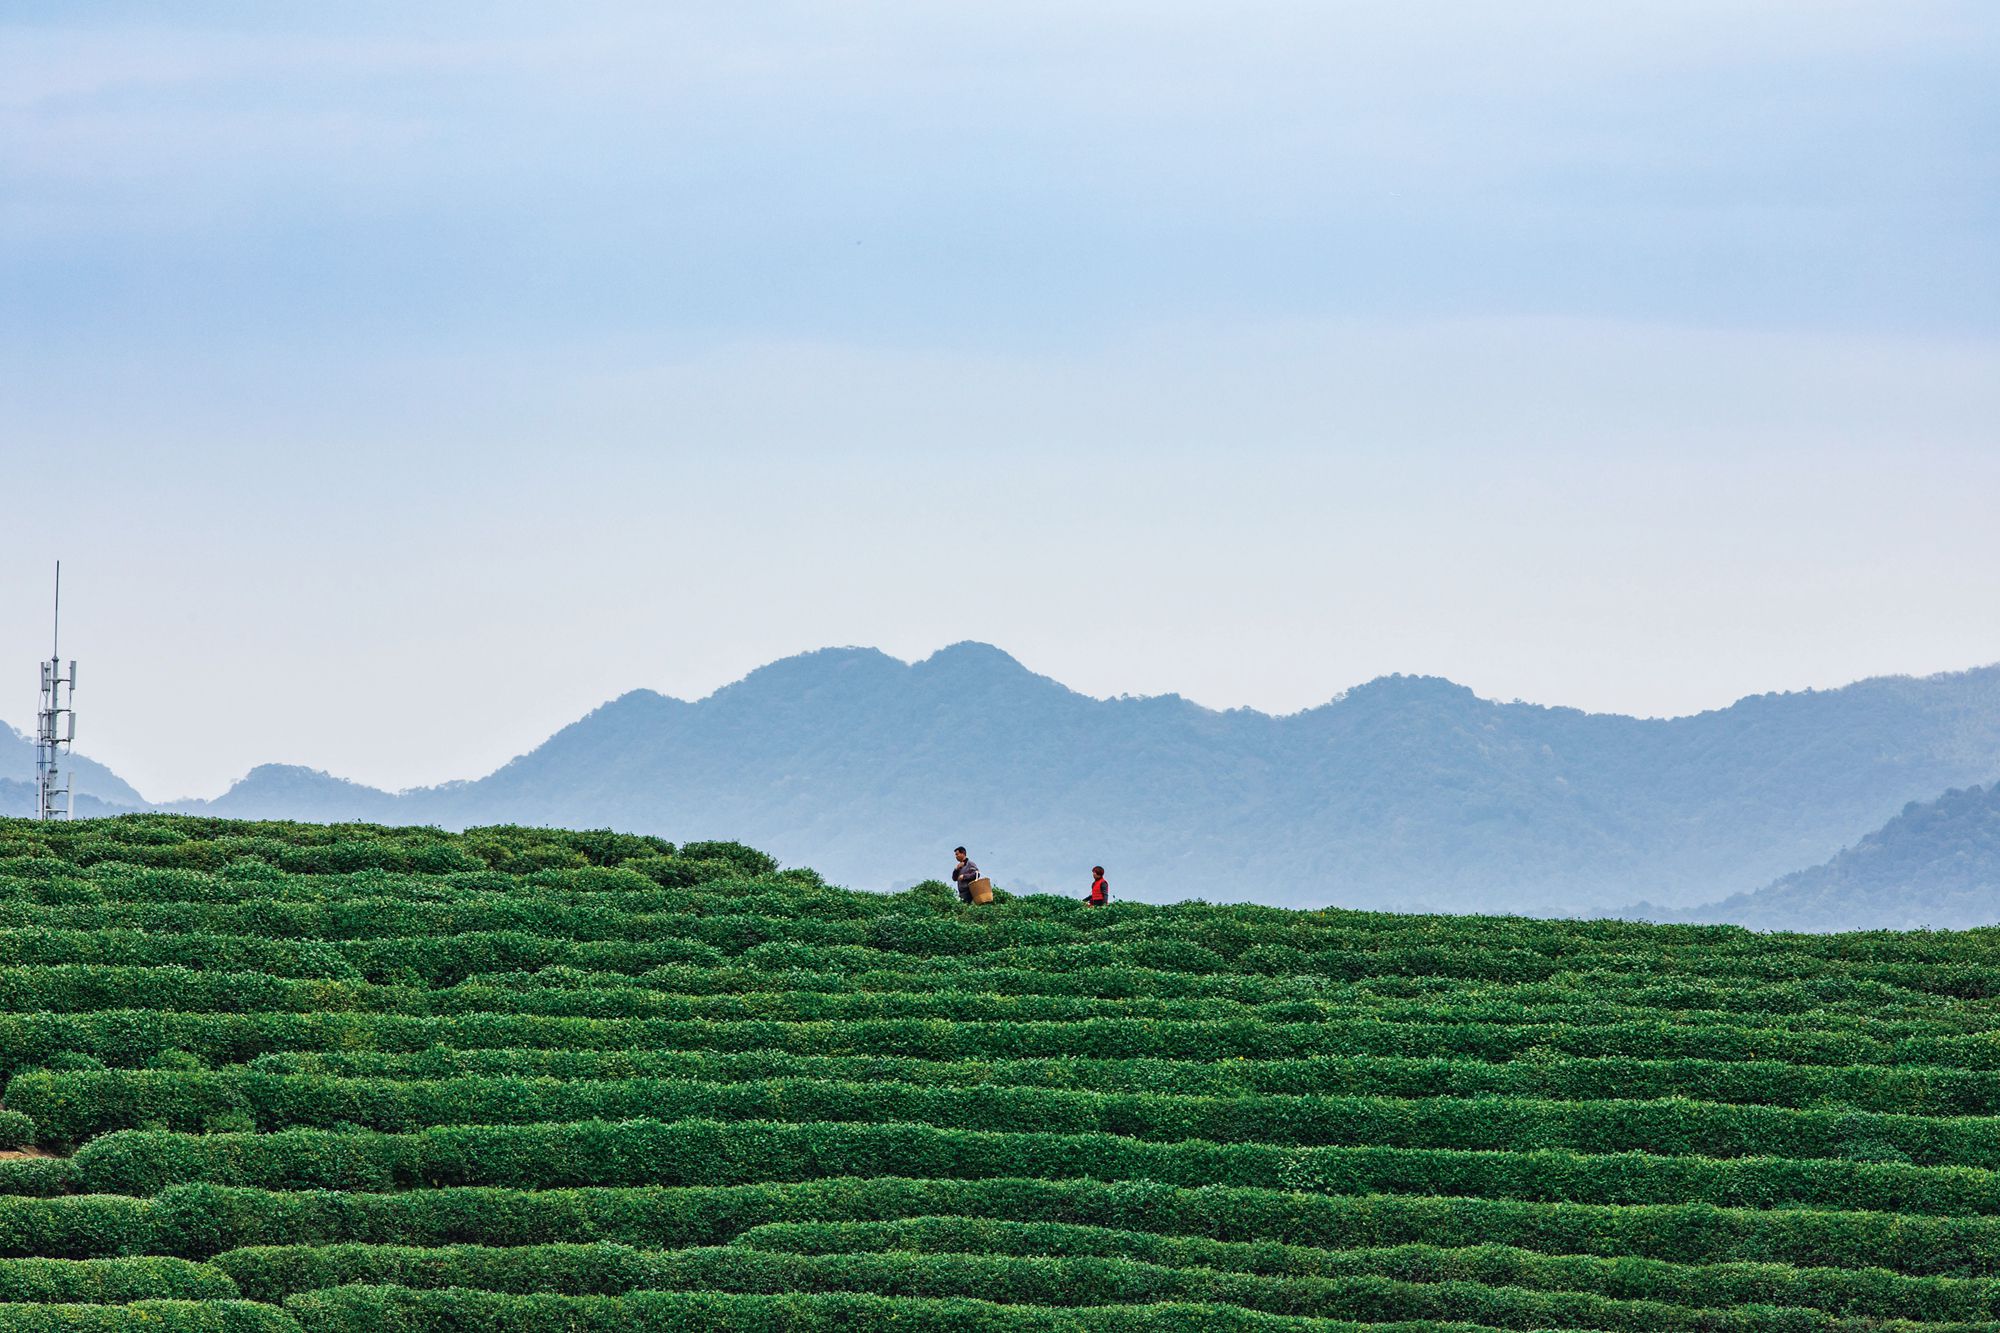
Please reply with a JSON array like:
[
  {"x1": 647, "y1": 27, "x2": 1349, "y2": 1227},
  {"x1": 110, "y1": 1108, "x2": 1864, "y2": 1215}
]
[{"x1": 34, "y1": 563, "x2": 77, "y2": 821}]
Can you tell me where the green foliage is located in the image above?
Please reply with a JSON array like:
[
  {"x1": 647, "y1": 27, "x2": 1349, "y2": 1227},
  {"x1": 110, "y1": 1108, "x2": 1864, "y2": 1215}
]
[
  {"x1": 209, "y1": 1241, "x2": 2000, "y2": 1329},
  {"x1": 280, "y1": 1283, "x2": 1430, "y2": 1331},
  {"x1": 0, "y1": 1256, "x2": 237, "y2": 1301},
  {"x1": 62, "y1": 1116, "x2": 2000, "y2": 1221},
  {"x1": 0, "y1": 1160, "x2": 79, "y2": 1198},
  {"x1": 0, "y1": 814, "x2": 1998, "y2": 1327},
  {"x1": 674, "y1": 841, "x2": 778, "y2": 877},
  {"x1": 84, "y1": 1176, "x2": 2000, "y2": 1274},
  {"x1": 0, "y1": 1195, "x2": 155, "y2": 1258},
  {"x1": 732, "y1": 1219, "x2": 2000, "y2": 1321},
  {"x1": 0, "y1": 1303, "x2": 294, "y2": 1332},
  {"x1": 219, "y1": 1045, "x2": 2000, "y2": 1116},
  {"x1": 18, "y1": 1070, "x2": 2000, "y2": 1173}
]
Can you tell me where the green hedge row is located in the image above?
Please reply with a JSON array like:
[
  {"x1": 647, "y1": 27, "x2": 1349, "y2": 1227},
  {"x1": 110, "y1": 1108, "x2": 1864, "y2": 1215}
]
[
  {"x1": 0, "y1": 973, "x2": 1986, "y2": 1071},
  {"x1": 734, "y1": 1219, "x2": 2000, "y2": 1321},
  {"x1": 0, "y1": 1197, "x2": 153, "y2": 1259},
  {"x1": 0, "y1": 950, "x2": 1985, "y2": 1041},
  {"x1": 3, "y1": 812, "x2": 1987, "y2": 959},
  {"x1": 0, "y1": 928, "x2": 1977, "y2": 1020},
  {"x1": 0, "y1": 838, "x2": 1974, "y2": 967},
  {"x1": 0, "y1": 1163, "x2": 75, "y2": 1200},
  {"x1": 0, "y1": 930, "x2": 761, "y2": 985},
  {"x1": 437, "y1": 941, "x2": 1995, "y2": 1002},
  {"x1": 0, "y1": 878, "x2": 857, "y2": 931},
  {"x1": 226, "y1": 1046, "x2": 2000, "y2": 1116},
  {"x1": 201, "y1": 1241, "x2": 2000, "y2": 1332},
  {"x1": 90, "y1": 1176, "x2": 2000, "y2": 1273},
  {"x1": 420, "y1": 969, "x2": 1990, "y2": 1033},
  {"x1": 0, "y1": 894, "x2": 1993, "y2": 1010},
  {"x1": 0, "y1": 884, "x2": 1834, "y2": 973},
  {"x1": 62, "y1": 1119, "x2": 2000, "y2": 1219},
  {"x1": 0, "y1": 1303, "x2": 294, "y2": 1333},
  {"x1": 280, "y1": 1283, "x2": 1513, "y2": 1333},
  {"x1": 2, "y1": 870, "x2": 1994, "y2": 999},
  {"x1": 454, "y1": 960, "x2": 1975, "y2": 1026},
  {"x1": 0, "y1": 899, "x2": 870, "y2": 954},
  {"x1": 7, "y1": 1009, "x2": 1983, "y2": 1077},
  {"x1": 0, "y1": 1256, "x2": 236, "y2": 1302},
  {"x1": 10, "y1": 923, "x2": 1998, "y2": 1015},
  {"x1": 0, "y1": 966, "x2": 1369, "y2": 1024},
  {"x1": 0, "y1": 819, "x2": 743, "y2": 881},
  {"x1": 435, "y1": 966, "x2": 1983, "y2": 1038},
  {"x1": 19, "y1": 1070, "x2": 2000, "y2": 1167}
]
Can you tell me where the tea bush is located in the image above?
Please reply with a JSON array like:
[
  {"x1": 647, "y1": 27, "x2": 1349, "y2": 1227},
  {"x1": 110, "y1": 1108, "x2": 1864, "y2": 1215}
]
[{"x1": 0, "y1": 814, "x2": 1997, "y2": 1329}]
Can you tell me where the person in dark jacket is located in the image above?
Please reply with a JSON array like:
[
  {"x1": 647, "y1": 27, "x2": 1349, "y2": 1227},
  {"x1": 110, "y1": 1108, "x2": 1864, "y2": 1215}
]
[
  {"x1": 1086, "y1": 866, "x2": 1109, "y2": 906},
  {"x1": 952, "y1": 847, "x2": 982, "y2": 903}
]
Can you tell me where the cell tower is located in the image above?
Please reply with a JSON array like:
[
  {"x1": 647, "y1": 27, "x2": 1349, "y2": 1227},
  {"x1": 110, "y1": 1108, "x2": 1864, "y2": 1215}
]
[{"x1": 34, "y1": 563, "x2": 77, "y2": 821}]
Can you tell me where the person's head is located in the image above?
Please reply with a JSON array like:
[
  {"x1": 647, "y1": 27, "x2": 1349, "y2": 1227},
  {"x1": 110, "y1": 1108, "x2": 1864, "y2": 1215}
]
[
  {"x1": 954, "y1": 846, "x2": 967, "y2": 862},
  {"x1": 1092, "y1": 866, "x2": 1104, "y2": 879}
]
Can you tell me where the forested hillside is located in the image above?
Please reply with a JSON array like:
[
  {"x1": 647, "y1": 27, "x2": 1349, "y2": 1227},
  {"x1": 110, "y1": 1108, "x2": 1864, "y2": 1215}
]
[
  {"x1": 1674, "y1": 784, "x2": 2000, "y2": 931},
  {"x1": 0, "y1": 814, "x2": 1996, "y2": 1331},
  {"x1": 167, "y1": 646, "x2": 2000, "y2": 914}
]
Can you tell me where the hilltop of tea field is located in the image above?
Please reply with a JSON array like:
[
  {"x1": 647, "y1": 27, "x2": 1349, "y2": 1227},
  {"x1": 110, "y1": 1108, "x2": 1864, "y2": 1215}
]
[
  {"x1": 0, "y1": 815, "x2": 1995, "y2": 1332},
  {"x1": 26, "y1": 648, "x2": 2000, "y2": 920}
]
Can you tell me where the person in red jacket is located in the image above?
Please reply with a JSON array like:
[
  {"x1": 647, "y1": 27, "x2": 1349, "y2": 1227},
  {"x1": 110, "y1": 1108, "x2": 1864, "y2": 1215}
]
[{"x1": 1086, "y1": 866, "x2": 1109, "y2": 906}]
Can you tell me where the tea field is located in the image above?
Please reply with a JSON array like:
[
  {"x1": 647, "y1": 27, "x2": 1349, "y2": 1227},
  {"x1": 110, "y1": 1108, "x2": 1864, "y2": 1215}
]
[{"x1": 0, "y1": 815, "x2": 1995, "y2": 1331}]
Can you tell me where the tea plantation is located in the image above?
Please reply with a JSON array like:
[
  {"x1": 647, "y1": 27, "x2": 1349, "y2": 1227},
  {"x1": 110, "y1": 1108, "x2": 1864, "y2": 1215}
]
[{"x1": 0, "y1": 816, "x2": 1995, "y2": 1331}]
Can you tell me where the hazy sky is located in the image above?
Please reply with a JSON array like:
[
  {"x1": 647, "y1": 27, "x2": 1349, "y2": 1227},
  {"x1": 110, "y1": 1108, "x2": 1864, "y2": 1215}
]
[{"x1": 4, "y1": 2, "x2": 1998, "y2": 800}]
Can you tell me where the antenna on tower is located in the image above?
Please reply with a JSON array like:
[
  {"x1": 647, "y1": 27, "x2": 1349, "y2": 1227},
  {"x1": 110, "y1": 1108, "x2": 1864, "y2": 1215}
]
[{"x1": 34, "y1": 562, "x2": 77, "y2": 821}]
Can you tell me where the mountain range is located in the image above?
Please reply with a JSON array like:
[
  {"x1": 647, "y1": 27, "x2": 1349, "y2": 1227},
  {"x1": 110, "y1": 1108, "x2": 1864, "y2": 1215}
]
[
  {"x1": 1649, "y1": 783, "x2": 2000, "y2": 932},
  {"x1": 0, "y1": 724, "x2": 146, "y2": 811},
  {"x1": 8, "y1": 643, "x2": 2000, "y2": 922}
]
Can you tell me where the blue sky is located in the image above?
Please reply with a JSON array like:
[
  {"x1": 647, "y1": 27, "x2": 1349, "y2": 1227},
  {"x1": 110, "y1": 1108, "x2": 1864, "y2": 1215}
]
[{"x1": 4, "y1": 2, "x2": 1998, "y2": 799}]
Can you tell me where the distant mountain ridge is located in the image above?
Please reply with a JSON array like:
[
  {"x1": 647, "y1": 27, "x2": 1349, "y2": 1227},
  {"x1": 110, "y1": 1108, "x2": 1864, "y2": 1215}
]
[
  {"x1": 1656, "y1": 784, "x2": 2000, "y2": 932},
  {"x1": 0, "y1": 778, "x2": 138, "y2": 821},
  {"x1": 120, "y1": 643, "x2": 2000, "y2": 917},
  {"x1": 0, "y1": 724, "x2": 147, "y2": 809}
]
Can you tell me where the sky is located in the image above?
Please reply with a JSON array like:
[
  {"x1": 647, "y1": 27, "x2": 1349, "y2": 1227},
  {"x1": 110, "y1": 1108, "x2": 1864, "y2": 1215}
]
[{"x1": 3, "y1": 1, "x2": 1998, "y2": 801}]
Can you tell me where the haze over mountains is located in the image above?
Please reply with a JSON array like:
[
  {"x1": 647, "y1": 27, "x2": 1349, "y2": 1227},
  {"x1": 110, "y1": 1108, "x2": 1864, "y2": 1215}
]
[
  {"x1": 1652, "y1": 783, "x2": 2000, "y2": 933},
  {"x1": 0, "y1": 725, "x2": 145, "y2": 811},
  {"x1": 8, "y1": 643, "x2": 2000, "y2": 923}
]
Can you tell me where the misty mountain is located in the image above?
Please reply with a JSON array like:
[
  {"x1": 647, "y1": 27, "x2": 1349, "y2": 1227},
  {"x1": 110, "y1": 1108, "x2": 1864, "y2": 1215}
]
[
  {"x1": 1660, "y1": 785, "x2": 2000, "y2": 932},
  {"x1": 177, "y1": 764, "x2": 409, "y2": 823},
  {"x1": 0, "y1": 778, "x2": 138, "y2": 820},
  {"x1": 159, "y1": 643, "x2": 2000, "y2": 915},
  {"x1": 0, "y1": 725, "x2": 146, "y2": 809}
]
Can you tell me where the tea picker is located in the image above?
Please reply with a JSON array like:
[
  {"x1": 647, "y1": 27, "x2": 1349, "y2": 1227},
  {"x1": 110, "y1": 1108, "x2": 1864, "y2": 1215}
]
[{"x1": 951, "y1": 846, "x2": 993, "y2": 904}]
